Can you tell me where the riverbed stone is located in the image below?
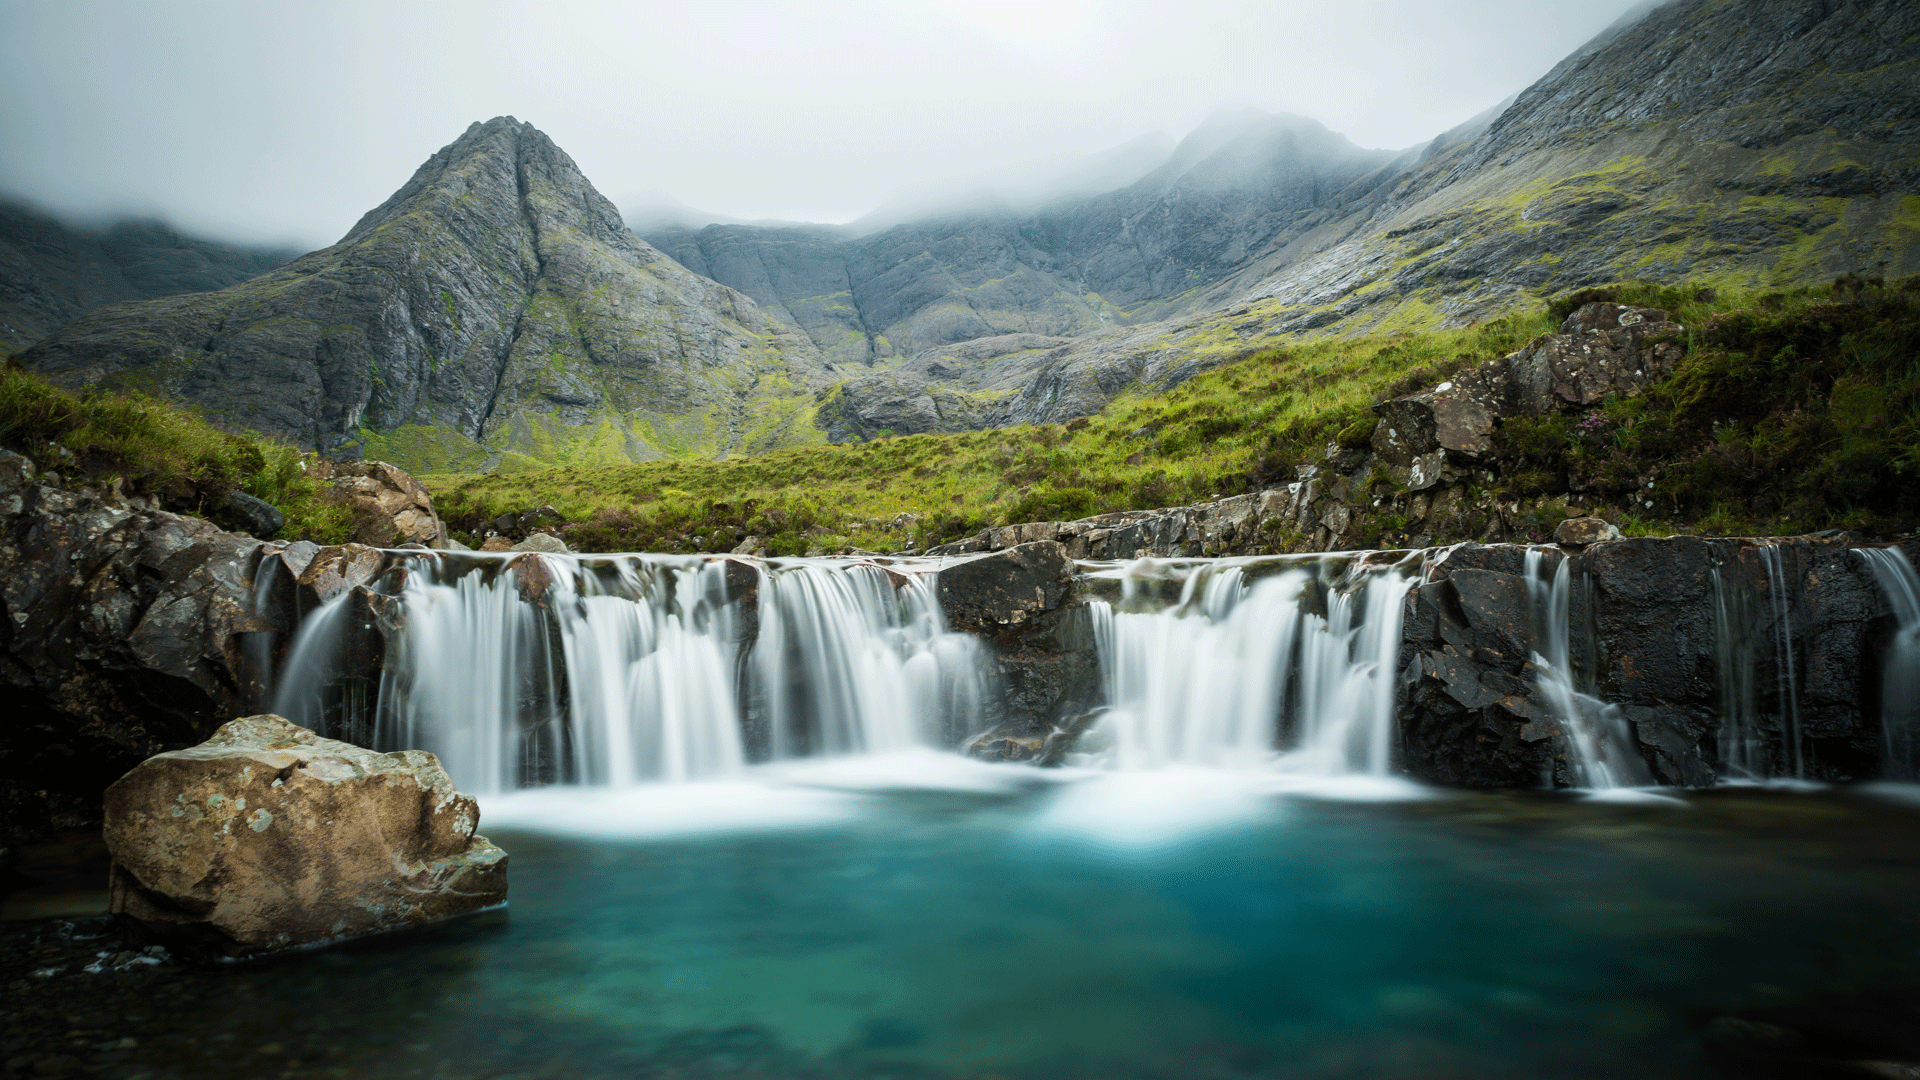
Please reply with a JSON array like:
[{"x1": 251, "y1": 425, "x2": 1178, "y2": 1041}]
[{"x1": 104, "y1": 714, "x2": 507, "y2": 959}]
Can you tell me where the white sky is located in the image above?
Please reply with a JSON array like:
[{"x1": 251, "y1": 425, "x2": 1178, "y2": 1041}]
[{"x1": 0, "y1": 0, "x2": 1648, "y2": 248}]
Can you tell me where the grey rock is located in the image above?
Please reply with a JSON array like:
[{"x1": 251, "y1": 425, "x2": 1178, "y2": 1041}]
[
  {"x1": 222, "y1": 490, "x2": 285, "y2": 538},
  {"x1": 511, "y1": 533, "x2": 569, "y2": 554},
  {"x1": 936, "y1": 541, "x2": 1098, "y2": 733}
]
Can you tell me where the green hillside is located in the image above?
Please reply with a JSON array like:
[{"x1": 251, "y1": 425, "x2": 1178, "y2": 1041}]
[{"x1": 429, "y1": 276, "x2": 1920, "y2": 555}]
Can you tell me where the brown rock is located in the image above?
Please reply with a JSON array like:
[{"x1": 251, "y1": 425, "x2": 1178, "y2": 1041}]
[
  {"x1": 480, "y1": 535, "x2": 515, "y2": 551},
  {"x1": 295, "y1": 543, "x2": 387, "y2": 607},
  {"x1": 1553, "y1": 516, "x2": 1620, "y2": 545},
  {"x1": 104, "y1": 715, "x2": 507, "y2": 958},
  {"x1": 312, "y1": 459, "x2": 445, "y2": 547},
  {"x1": 936, "y1": 541, "x2": 1074, "y2": 632}
]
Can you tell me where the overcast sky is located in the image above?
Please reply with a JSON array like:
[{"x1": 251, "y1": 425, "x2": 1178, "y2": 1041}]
[{"x1": 0, "y1": 0, "x2": 1648, "y2": 249}]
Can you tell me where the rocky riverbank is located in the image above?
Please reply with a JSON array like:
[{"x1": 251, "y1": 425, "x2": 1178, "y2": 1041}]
[{"x1": 5, "y1": 436, "x2": 1916, "y2": 850}]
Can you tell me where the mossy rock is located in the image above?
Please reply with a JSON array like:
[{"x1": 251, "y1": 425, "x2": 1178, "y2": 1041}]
[{"x1": 1336, "y1": 416, "x2": 1378, "y2": 449}]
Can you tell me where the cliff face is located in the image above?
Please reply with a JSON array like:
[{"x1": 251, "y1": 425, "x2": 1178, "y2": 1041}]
[
  {"x1": 0, "y1": 201, "x2": 298, "y2": 354},
  {"x1": 21, "y1": 118, "x2": 831, "y2": 468}
]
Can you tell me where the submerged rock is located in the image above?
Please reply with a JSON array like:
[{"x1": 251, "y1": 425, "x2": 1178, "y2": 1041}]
[{"x1": 104, "y1": 715, "x2": 507, "y2": 959}]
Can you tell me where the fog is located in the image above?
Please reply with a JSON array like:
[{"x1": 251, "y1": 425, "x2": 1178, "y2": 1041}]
[{"x1": 0, "y1": 0, "x2": 1649, "y2": 249}]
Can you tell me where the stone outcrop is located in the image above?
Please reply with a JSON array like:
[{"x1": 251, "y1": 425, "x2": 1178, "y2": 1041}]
[
  {"x1": 1392, "y1": 535, "x2": 1901, "y2": 787},
  {"x1": 309, "y1": 459, "x2": 446, "y2": 547},
  {"x1": 0, "y1": 450, "x2": 418, "y2": 844},
  {"x1": 936, "y1": 542, "x2": 1099, "y2": 752},
  {"x1": 2, "y1": 448, "x2": 268, "y2": 842},
  {"x1": 104, "y1": 715, "x2": 506, "y2": 958}
]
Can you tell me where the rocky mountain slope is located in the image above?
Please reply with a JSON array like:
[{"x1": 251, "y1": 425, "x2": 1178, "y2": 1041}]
[
  {"x1": 16, "y1": 0, "x2": 1918, "y2": 473},
  {"x1": 990, "y1": 0, "x2": 1920, "y2": 426},
  {"x1": 655, "y1": 0, "x2": 1920, "y2": 437},
  {"x1": 0, "y1": 200, "x2": 298, "y2": 354},
  {"x1": 22, "y1": 118, "x2": 832, "y2": 469}
]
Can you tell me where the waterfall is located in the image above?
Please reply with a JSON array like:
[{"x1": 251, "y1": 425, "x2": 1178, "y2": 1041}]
[
  {"x1": 1759, "y1": 544, "x2": 1805, "y2": 775},
  {"x1": 1854, "y1": 547, "x2": 1920, "y2": 778},
  {"x1": 1705, "y1": 542, "x2": 1809, "y2": 780},
  {"x1": 272, "y1": 553, "x2": 998, "y2": 794},
  {"x1": 1522, "y1": 548, "x2": 1651, "y2": 790},
  {"x1": 1085, "y1": 556, "x2": 1414, "y2": 775},
  {"x1": 1709, "y1": 560, "x2": 1766, "y2": 779}
]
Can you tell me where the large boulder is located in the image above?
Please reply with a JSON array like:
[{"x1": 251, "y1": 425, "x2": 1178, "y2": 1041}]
[{"x1": 104, "y1": 715, "x2": 507, "y2": 959}]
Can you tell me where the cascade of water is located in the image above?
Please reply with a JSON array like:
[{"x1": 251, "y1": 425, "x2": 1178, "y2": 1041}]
[
  {"x1": 271, "y1": 589, "x2": 364, "y2": 737},
  {"x1": 1709, "y1": 559, "x2": 1767, "y2": 779},
  {"x1": 269, "y1": 552, "x2": 998, "y2": 793},
  {"x1": 1854, "y1": 546, "x2": 1920, "y2": 779},
  {"x1": 241, "y1": 548, "x2": 285, "y2": 711},
  {"x1": 1088, "y1": 557, "x2": 1414, "y2": 774},
  {"x1": 1522, "y1": 548, "x2": 1651, "y2": 790},
  {"x1": 752, "y1": 560, "x2": 996, "y2": 757},
  {"x1": 1759, "y1": 544, "x2": 1805, "y2": 776}
]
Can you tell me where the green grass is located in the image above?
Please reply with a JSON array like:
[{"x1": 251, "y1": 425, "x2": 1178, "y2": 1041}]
[
  {"x1": 1503, "y1": 275, "x2": 1920, "y2": 536},
  {"x1": 433, "y1": 276, "x2": 1920, "y2": 554},
  {"x1": 426, "y1": 311, "x2": 1563, "y2": 554},
  {"x1": 0, "y1": 359, "x2": 354, "y2": 542}
]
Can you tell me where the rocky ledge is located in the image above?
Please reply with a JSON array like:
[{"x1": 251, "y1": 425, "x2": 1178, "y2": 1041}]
[{"x1": 105, "y1": 715, "x2": 506, "y2": 959}]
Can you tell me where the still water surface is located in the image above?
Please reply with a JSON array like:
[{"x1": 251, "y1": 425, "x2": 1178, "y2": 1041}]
[{"x1": 15, "y1": 762, "x2": 1920, "y2": 1079}]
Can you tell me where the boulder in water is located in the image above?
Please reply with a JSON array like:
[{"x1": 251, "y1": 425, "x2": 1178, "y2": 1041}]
[{"x1": 104, "y1": 714, "x2": 507, "y2": 959}]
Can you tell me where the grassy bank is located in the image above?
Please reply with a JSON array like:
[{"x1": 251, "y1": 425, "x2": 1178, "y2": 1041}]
[
  {"x1": 0, "y1": 359, "x2": 352, "y2": 541},
  {"x1": 432, "y1": 276, "x2": 1919, "y2": 554}
]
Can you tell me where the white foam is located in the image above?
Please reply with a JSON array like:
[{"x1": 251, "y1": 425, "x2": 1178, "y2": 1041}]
[
  {"x1": 481, "y1": 781, "x2": 863, "y2": 839},
  {"x1": 765, "y1": 748, "x2": 1068, "y2": 795},
  {"x1": 1577, "y1": 787, "x2": 1691, "y2": 806},
  {"x1": 1855, "y1": 781, "x2": 1920, "y2": 808}
]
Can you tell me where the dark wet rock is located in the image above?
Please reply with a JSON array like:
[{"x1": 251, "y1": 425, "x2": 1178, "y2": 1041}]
[
  {"x1": 1397, "y1": 549, "x2": 1561, "y2": 787},
  {"x1": 938, "y1": 541, "x2": 1098, "y2": 734},
  {"x1": 221, "y1": 490, "x2": 285, "y2": 538},
  {"x1": 937, "y1": 541, "x2": 1074, "y2": 632},
  {"x1": 0, "y1": 450, "x2": 296, "y2": 843},
  {"x1": 105, "y1": 715, "x2": 506, "y2": 959}
]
